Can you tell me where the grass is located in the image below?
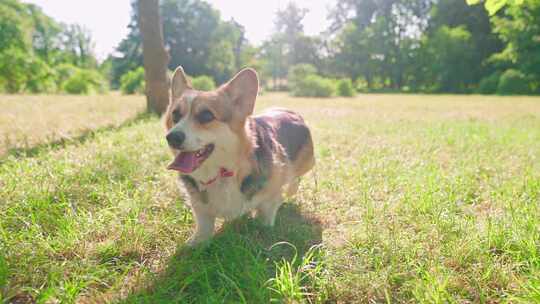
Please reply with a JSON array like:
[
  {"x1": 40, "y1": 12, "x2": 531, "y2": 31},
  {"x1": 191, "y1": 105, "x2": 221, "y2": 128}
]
[
  {"x1": 1, "y1": 92, "x2": 539, "y2": 303},
  {"x1": 0, "y1": 93, "x2": 145, "y2": 156}
]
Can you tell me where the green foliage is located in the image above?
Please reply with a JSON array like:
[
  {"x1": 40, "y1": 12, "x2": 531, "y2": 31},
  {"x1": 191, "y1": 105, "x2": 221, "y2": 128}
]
[
  {"x1": 497, "y1": 69, "x2": 531, "y2": 95},
  {"x1": 427, "y1": 0, "x2": 503, "y2": 92},
  {"x1": 478, "y1": 72, "x2": 501, "y2": 94},
  {"x1": 0, "y1": 47, "x2": 30, "y2": 93},
  {"x1": 332, "y1": 22, "x2": 374, "y2": 86},
  {"x1": 260, "y1": 3, "x2": 321, "y2": 89},
  {"x1": 60, "y1": 24, "x2": 97, "y2": 69},
  {"x1": 289, "y1": 67, "x2": 330, "y2": 97},
  {"x1": 191, "y1": 75, "x2": 216, "y2": 91},
  {"x1": 24, "y1": 56, "x2": 57, "y2": 93},
  {"x1": 336, "y1": 78, "x2": 356, "y2": 97},
  {"x1": 162, "y1": 0, "x2": 246, "y2": 83},
  {"x1": 0, "y1": 0, "x2": 32, "y2": 52},
  {"x1": 55, "y1": 63, "x2": 78, "y2": 86},
  {"x1": 207, "y1": 40, "x2": 235, "y2": 83},
  {"x1": 491, "y1": 0, "x2": 540, "y2": 88},
  {"x1": 112, "y1": 0, "x2": 252, "y2": 86},
  {"x1": 120, "y1": 67, "x2": 145, "y2": 94},
  {"x1": 422, "y1": 26, "x2": 475, "y2": 93},
  {"x1": 0, "y1": 47, "x2": 56, "y2": 93},
  {"x1": 2, "y1": 0, "x2": 539, "y2": 95},
  {"x1": 0, "y1": 0, "x2": 100, "y2": 94},
  {"x1": 63, "y1": 69, "x2": 107, "y2": 95},
  {"x1": 291, "y1": 74, "x2": 335, "y2": 97},
  {"x1": 467, "y1": 0, "x2": 524, "y2": 15},
  {"x1": 287, "y1": 63, "x2": 317, "y2": 89}
]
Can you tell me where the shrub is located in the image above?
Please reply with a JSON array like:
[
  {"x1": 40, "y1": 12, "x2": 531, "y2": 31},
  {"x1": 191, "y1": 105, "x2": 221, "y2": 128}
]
[
  {"x1": 291, "y1": 74, "x2": 336, "y2": 98},
  {"x1": 497, "y1": 69, "x2": 531, "y2": 95},
  {"x1": 288, "y1": 64, "x2": 317, "y2": 89},
  {"x1": 25, "y1": 57, "x2": 57, "y2": 93},
  {"x1": 336, "y1": 78, "x2": 356, "y2": 97},
  {"x1": 63, "y1": 69, "x2": 108, "y2": 94},
  {"x1": 191, "y1": 75, "x2": 216, "y2": 91},
  {"x1": 478, "y1": 72, "x2": 501, "y2": 94},
  {"x1": 120, "y1": 67, "x2": 145, "y2": 94},
  {"x1": 0, "y1": 48, "x2": 56, "y2": 93},
  {"x1": 55, "y1": 63, "x2": 79, "y2": 87}
]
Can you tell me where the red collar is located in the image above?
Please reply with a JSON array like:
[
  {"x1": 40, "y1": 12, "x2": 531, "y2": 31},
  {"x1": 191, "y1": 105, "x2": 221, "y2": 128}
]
[{"x1": 200, "y1": 167, "x2": 234, "y2": 186}]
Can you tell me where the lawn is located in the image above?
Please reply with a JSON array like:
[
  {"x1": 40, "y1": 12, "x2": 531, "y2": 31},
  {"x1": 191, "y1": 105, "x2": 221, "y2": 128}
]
[
  {"x1": 1, "y1": 93, "x2": 539, "y2": 303},
  {"x1": 0, "y1": 94, "x2": 146, "y2": 156}
]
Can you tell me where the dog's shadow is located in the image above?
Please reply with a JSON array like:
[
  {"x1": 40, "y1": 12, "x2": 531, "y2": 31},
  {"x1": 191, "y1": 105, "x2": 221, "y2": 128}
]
[{"x1": 120, "y1": 202, "x2": 323, "y2": 303}]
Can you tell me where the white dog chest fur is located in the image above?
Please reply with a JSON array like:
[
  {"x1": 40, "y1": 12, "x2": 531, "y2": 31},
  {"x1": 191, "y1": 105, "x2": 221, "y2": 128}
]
[{"x1": 179, "y1": 175, "x2": 266, "y2": 220}]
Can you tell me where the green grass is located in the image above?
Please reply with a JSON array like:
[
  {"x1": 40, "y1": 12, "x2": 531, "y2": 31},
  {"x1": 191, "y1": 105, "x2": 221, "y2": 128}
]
[
  {"x1": 0, "y1": 93, "x2": 145, "y2": 156},
  {"x1": 1, "y1": 93, "x2": 539, "y2": 303}
]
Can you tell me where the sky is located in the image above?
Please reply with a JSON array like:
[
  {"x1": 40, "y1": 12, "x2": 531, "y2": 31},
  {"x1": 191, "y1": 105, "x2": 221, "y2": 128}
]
[{"x1": 24, "y1": 0, "x2": 334, "y2": 61}]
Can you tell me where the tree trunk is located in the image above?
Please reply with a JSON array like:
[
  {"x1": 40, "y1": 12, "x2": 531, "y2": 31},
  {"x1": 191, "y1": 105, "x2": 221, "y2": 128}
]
[{"x1": 138, "y1": 0, "x2": 170, "y2": 115}]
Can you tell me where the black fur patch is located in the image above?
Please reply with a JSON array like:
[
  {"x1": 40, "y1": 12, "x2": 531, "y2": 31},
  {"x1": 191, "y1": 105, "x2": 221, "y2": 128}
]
[
  {"x1": 180, "y1": 175, "x2": 198, "y2": 190},
  {"x1": 240, "y1": 109, "x2": 311, "y2": 199},
  {"x1": 274, "y1": 115, "x2": 309, "y2": 161},
  {"x1": 240, "y1": 117, "x2": 274, "y2": 199},
  {"x1": 240, "y1": 174, "x2": 268, "y2": 200},
  {"x1": 180, "y1": 175, "x2": 208, "y2": 204},
  {"x1": 254, "y1": 110, "x2": 310, "y2": 161}
]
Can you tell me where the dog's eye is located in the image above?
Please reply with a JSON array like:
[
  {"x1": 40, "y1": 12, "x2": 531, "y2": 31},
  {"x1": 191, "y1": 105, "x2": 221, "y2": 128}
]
[
  {"x1": 197, "y1": 110, "x2": 215, "y2": 124},
  {"x1": 172, "y1": 109, "x2": 182, "y2": 123}
]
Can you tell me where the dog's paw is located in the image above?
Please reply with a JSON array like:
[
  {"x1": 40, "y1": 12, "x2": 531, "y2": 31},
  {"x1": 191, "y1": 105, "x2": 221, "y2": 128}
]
[{"x1": 186, "y1": 234, "x2": 210, "y2": 247}]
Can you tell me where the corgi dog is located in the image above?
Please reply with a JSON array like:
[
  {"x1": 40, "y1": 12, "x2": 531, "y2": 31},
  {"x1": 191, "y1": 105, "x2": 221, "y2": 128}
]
[{"x1": 164, "y1": 67, "x2": 315, "y2": 245}]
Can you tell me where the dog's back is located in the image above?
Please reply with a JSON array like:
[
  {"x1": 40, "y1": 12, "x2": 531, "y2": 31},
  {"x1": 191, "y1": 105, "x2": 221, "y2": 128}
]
[{"x1": 253, "y1": 108, "x2": 315, "y2": 178}]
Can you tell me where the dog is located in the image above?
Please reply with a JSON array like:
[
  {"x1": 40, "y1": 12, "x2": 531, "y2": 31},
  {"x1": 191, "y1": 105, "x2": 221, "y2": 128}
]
[{"x1": 164, "y1": 66, "x2": 315, "y2": 245}]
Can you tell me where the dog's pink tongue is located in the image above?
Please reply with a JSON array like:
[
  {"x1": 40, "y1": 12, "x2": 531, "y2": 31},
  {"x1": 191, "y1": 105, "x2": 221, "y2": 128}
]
[{"x1": 167, "y1": 151, "x2": 198, "y2": 173}]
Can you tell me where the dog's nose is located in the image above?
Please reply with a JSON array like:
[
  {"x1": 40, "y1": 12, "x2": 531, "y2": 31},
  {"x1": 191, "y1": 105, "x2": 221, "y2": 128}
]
[{"x1": 166, "y1": 130, "x2": 185, "y2": 149}]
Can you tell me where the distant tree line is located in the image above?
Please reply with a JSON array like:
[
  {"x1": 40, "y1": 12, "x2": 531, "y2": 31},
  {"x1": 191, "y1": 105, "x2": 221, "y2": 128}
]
[
  {"x1": 0, "y1": 0, "x2": 538, "y2": 95},
  {"x1": 0, "y1": 0, "x2": 108, "y2": 94},
  {"x1": 109, "y1": 0, "x2": 538, "y2": 95}
]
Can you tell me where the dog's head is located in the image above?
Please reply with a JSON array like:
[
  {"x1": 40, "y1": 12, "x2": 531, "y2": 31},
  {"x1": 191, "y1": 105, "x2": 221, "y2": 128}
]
[{"x1": 164, "y1": 66, "x2": 258, "y2": 177}]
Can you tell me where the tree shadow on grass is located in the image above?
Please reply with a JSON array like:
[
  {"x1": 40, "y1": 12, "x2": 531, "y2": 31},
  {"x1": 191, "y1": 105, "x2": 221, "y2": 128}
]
[{"x1": 120, "y1": 202, "x2": 323, "y2": 303}]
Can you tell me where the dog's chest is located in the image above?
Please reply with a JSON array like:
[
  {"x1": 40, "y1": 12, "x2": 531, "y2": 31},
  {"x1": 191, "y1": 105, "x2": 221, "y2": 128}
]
[{"x1": 201, "y1": 179, "x2": 259, "y2": 219}]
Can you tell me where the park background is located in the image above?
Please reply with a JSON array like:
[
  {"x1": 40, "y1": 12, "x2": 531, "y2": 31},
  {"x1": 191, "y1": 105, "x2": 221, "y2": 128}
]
[
  {"x1": 1, "y1": 0, "x2": 539, "y2": 97},
  {"x1": 1, "y1": 0, "x2": 540, "y2": 303}
]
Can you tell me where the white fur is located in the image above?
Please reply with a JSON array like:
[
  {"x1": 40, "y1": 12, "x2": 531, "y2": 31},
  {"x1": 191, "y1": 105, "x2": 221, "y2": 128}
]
[{"x1": 180, "y1": 173, "x2": 283, "y2": 245}]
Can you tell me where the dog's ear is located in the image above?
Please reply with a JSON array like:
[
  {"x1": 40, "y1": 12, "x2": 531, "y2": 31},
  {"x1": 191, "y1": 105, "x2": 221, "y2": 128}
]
[
  {"x1": 171, "y1": 66, "x2": 191, "y2": 99},
  {"x1": 222, "y1": 68, "x2": 259, "y2": 118}
]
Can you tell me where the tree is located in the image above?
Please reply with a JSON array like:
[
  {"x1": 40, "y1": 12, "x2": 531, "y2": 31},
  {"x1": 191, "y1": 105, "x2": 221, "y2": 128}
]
[
  {"x1": 422, "y1": 26, "x2": 476, "y2": 92},
  {"x1": 60, "y1": 24, "x2": 97, "y2": 68},
  {"x1": 274, "y1": 2, "x2": 308, "y2": 67},
  {"x1": 27, "y1": 4, "x2": 62, "y2": 65},
  {"x1": 467, "y1": 0, "x2": 524, "y2": 15},
  {"x1": 258, "y1": 2, "x2": 322, "y2": 89},
  {"x1": 490, "y1": 0, "x2": 540, "y2": 91},
  {"x1": 108, "y1": 2, "x2": 142, "y2": 89},
  {"x1": 328, "y1": 0, "x2": 432, "y2": 90},
  {"x1": 0, "y1": 0, "x2": 106, "y2": 94},
  {"x1": 161, "y1": 0, "x2": 219, "y2": 77},
  {"x1": 113, "y1": 0, "x2": 249, "y2": 86},
  {"x1": 259, "y1": 34, "x2": 287, "y2": 90},
  {"x1": 207, "y1": 19, "x2": 245, "y2": 83},
  {"x1": 138, "y1": 0, "x2": 170, "y2": 114},
  {"x1": 428, "y1": 0, "x2": 503, "y2": 90}
]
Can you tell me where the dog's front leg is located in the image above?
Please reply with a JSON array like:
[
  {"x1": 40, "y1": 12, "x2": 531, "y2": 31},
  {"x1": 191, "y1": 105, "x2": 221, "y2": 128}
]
[
  {"x1": 257, "y1": 195, "x2": 283, "y2": 227},
  {"x1": 187, "y1": 207, "x2": 215, "y2": 246}
]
